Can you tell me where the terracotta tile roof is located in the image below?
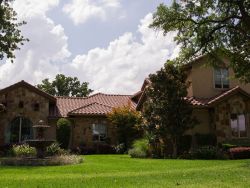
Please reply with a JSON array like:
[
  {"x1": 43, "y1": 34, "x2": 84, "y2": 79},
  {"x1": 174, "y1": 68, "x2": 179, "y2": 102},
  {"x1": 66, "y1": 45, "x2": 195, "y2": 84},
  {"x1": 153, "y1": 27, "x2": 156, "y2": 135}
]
[
  {"x1": 56, "y1": 93, "x2": 136, "y2": 117},
  {"x1": 68, "y1": 102, "x2": 113, "y2": 116},
  {"x1": 185, "y1": 97, "x2": 209, "y2": 107},
  {"x1": 185, "y1": 86, "x2": 250, "y2": 107}
]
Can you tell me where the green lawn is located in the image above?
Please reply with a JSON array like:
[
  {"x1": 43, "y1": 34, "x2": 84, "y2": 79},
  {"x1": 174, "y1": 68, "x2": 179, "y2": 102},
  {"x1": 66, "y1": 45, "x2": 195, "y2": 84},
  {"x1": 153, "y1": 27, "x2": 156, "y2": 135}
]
[{"x1": 0, "y1": 155, "x2": 250, "y2": 188}]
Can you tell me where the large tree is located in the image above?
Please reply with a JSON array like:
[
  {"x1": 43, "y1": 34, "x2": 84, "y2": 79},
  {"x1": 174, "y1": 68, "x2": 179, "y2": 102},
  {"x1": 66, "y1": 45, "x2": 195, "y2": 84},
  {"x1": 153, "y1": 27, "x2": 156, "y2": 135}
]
[
  {"x1": 37, "y1": 74, "x2": 93, "y2": 97},
  {"x1": 150, "y1": 0, "x2": 250, "y2": 82},
  {"x1": 0, "y1": 0, "x2": 28, "y2": 62},
  {"x1": 143, "y1": 62, "x2": 196, "y2": 158}
]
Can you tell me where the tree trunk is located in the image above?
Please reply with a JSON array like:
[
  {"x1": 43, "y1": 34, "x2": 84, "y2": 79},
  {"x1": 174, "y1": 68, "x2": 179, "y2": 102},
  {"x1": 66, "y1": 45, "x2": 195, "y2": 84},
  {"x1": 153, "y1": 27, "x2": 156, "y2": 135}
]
[{"x1": 172, "y1": 137, "x2": 178, "y2": 158}]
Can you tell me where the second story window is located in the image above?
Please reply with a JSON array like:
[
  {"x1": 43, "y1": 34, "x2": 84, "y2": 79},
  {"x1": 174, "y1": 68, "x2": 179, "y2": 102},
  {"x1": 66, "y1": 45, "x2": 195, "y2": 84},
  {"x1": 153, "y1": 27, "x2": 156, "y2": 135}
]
[{"x1": 214, "y1": 68, "x2": 229, "y2": 89}]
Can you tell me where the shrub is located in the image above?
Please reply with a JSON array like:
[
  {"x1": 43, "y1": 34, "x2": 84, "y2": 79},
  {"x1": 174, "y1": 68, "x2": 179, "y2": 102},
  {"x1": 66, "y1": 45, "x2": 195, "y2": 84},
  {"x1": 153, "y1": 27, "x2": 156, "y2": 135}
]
[
  {"x1": 56, "y1": 118, "x2": 71, "y2": 149},
  {"x1": 93, "y1": 143, "x2": 116, "y2": 154},
  {"x1": 195, "y1": 134, "x2": 217, "y2": 146},
  {"x1": 114, "y1": 143, "x2": 126, "y2": 154},
  {"x1": 186, "y1": 146, "x2": 227, "y2": 160},
  {"x1": 178, "y1": 135, "x2": 192, "y2": 154},
  {"x1": 46, "y1": 142, "x2": 68, "y2": 156},
  {"x1": 128, "y1": 148, "x2": 147, "y2": 158},
  {"x1": 12, "y1": 144, "x2": 37, "y2": 158},
  {"x1": 107, "y1": 105, "x2": 142, "y2": 151},
  {"x1": 128, "y1": 139, "x2": 149, "y2": 158},
  {"x1": 229, "y1": 147, "x2": 250, "y2": 159}
]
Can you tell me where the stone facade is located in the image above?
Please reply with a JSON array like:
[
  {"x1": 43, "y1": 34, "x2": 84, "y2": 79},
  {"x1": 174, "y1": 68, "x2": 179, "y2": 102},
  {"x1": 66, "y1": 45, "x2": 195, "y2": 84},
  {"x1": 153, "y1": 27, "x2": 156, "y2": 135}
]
[
  {"x1": 70, "y1": 117, "x2": 117, "y2": 148},
  {"x1": 0, "y1": 86, "x2": 56, "y2": 145},
  {"x1": 0, "y1": 82, "x2": 118, "y2": 149},
  {"x1": 215, "y1": 95, "x2": 250, "y2": 143}
]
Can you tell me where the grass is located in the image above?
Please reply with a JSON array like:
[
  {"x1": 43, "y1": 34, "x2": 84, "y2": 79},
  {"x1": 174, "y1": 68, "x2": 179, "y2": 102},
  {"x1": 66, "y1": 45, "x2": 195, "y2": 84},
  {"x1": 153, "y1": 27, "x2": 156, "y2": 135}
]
[{"x1": 0, "y1": 155, "x2": 250, "y2": 187}]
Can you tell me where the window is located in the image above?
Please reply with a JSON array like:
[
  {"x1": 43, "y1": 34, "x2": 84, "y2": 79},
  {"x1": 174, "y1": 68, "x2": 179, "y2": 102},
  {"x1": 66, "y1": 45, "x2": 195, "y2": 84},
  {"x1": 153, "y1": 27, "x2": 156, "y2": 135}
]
[
  {"x1": 214, "y1": 68, "x2": 229, "y2": 89},
  {"x1": 33, "y1": 103, "x2": 40, "y2": 111},
  {"x1": 92, "y1": 124, "x2": 107, "y2": 142},
  {"x1": 230, "y1": 114, "x2": 247, "y2": 138},
  {"x1": 18, "y1": 101, "x2": 24, "y2": 108}
]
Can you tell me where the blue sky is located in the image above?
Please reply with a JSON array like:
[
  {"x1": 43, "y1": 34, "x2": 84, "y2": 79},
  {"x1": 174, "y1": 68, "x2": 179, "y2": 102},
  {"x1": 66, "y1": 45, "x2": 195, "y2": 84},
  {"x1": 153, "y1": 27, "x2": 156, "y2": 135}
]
[{"x1": 0, "y1": 0, "x2": 178, "y2": 94}]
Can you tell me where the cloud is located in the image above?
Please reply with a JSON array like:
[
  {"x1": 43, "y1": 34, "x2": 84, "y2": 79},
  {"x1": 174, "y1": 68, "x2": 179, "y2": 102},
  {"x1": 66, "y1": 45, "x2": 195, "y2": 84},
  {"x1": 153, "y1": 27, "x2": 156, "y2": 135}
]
[
  {"x1": 63, "y1": 13, "x2": 179, "y2": 94},
  {"x1": 62, "y1": 0, "x2": 121, "y2": 25},
  {"x1": 0, "y1": 0, "x2": 70, "y2": 87},
  {"x1": 0, "y1": 3, "x2": 179, "y2": 95}
]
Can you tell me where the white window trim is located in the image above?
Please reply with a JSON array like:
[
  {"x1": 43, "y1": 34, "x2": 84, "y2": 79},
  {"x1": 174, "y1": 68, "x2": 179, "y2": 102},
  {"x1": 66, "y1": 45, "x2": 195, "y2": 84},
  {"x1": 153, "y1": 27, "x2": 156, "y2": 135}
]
[
  {"x1": 230, "y1": 114, "x2": 248, "y2": 138},
  {"x1": 92, "y1": 123, "x2": 107, "y2": 142},
  {"x1": 213, "y1": 68, "x2": 229, "y2": 89}
]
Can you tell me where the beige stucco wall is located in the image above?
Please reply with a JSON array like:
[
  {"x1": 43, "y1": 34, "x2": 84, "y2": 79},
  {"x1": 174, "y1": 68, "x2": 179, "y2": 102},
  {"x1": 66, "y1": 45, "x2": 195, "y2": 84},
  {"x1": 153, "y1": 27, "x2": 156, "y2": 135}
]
[
  {"x1": 0, "y1": 86, "x2": 55, "y2": 145},
  {"x1": 71, "y1": 116, "x2": 117, "y2": 148},
  {"x1": 187, "y1": 59, "x2": 250, "y2": 98}
]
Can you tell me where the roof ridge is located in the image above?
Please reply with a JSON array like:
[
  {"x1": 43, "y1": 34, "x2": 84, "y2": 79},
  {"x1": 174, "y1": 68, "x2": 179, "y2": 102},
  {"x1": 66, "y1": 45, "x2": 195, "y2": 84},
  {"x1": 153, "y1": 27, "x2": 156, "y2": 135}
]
[{"x1": 68, "y1": 102, "x2": 113, "y2": 114}]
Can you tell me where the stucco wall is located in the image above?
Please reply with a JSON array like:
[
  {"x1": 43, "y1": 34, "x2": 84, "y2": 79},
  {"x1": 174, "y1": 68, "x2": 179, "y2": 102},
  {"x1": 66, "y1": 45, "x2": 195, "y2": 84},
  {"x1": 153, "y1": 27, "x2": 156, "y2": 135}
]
[
  {"x1": 188, "y1": 59, "x2": 250, "y2": 98},
  {"x1": 0, "y1": 86, "x2": 54, "y2": 145}
]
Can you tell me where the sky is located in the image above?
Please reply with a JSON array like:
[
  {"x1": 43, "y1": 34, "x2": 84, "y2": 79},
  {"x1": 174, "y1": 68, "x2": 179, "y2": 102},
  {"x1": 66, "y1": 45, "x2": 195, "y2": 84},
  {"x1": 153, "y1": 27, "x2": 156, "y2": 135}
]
[{"x1": 0, "y1": 0, "x2": 179, "y2": 94}]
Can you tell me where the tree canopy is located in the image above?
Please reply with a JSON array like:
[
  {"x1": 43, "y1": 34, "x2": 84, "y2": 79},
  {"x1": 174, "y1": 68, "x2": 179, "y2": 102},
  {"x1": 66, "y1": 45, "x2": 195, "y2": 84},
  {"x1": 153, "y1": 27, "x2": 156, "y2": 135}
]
[
  {"x1": 150, "y1": 0, "x2": 250, "y2": 82},
  {"x1": 142, "y1": 62, "x2": 196, "y2": 158},
  {"x1": 0, "y1": 0, "x2": 28, "y2": 62},
  {"x1": 37, "y1": 74, "x2": 93, "y2": 97}
]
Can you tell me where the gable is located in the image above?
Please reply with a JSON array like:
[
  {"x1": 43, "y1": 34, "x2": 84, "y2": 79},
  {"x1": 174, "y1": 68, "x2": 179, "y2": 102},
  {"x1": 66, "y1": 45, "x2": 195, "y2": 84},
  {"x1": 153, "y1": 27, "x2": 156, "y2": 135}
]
[{"x1": 0, "y1": 80, "x2": 56, "y2": 102}]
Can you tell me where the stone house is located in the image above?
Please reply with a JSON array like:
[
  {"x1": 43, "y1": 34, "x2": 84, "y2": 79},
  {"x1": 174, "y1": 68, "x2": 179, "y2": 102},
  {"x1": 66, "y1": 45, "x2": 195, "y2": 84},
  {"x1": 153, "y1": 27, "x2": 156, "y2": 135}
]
[
  {"x1": 0, "y1": 81, "x2": 136, "y2": 149},
  {"x1": 1, "y1": 56, "x2": 250, "y2": 150},
  {"x1": 135, "y1": 56, "x2": 250, "y2": 144}
]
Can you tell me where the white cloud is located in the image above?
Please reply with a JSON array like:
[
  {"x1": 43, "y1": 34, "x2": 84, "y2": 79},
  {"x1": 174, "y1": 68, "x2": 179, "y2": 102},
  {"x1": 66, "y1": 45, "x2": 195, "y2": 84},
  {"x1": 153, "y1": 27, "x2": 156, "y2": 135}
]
[
  {"x1": 0, "y1": 0, "x2": 70, "y2": 87},
  {"x1": 63, "y1": 13, "x2": 179, "y2": 94},
  {"x1": 0, "y1": 5, "x2": 179, "y2": 95},
  {"x1": 62, "y1": 0, "x2": 121, "y2": 25}
]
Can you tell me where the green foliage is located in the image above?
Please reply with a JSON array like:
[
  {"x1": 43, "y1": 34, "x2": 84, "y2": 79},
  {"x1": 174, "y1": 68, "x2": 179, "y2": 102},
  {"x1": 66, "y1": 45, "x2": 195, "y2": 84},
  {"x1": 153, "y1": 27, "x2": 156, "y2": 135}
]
[
  {"x1": 12, "y1": 144, "x2": 36, "y2": 158},
  {"x1": 37, "y1": 74, "x2": 93, "y2": 97},
  {"x1": 128, "y1": 139, "x2": 149, "y2": 158},
  {"x1": 56, "y1": 118, "x2": 71, "y2": 149},
  {"x1": 142, "y1": 63, "x2": 197, "y2": 158},
  {"x1": 150, "y1": 1, "x2": 250, "y2": 82},
  {"x1": 114, "y1": 143, "x2": 126, "y2": 154},
  {"x1": 178, "y1": 135, "x2": 192, "y2": 154},
  {"x1": 195, "y1": 133, "x2": 217, "y2": 146},
  {"x1": 107, "y1": 105, "x2": 142, "y2": 151},
  {"x1": 191, "y1": 146, "x2": 218, "y2": 159},
  {"x1": 0, "y1": 0, "x2": 28, "y2": 62},
  {"x1": 46, "y1": 142, "x2": 68, "y2": 156}
]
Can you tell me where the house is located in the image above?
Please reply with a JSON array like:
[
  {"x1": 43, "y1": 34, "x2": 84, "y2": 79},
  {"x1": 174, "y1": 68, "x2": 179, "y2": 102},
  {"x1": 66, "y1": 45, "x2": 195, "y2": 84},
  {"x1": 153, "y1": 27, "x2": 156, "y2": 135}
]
[
  {"x1": 0, "y1": 80, "x2": 136, "y2": 150},
  {"x1": 136, "y1": 56, "x2": 250, "y2": 144}
]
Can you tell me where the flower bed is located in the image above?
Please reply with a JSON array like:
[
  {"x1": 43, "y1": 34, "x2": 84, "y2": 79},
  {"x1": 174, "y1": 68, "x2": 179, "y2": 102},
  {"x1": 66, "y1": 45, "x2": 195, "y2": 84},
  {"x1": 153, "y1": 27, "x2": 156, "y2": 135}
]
[
  {"x1": 0, "y1": 155, "x2": 83, "y2": 166},
  {"x1": 229, "y1": 147, "x2": 250, "y2": 159}
]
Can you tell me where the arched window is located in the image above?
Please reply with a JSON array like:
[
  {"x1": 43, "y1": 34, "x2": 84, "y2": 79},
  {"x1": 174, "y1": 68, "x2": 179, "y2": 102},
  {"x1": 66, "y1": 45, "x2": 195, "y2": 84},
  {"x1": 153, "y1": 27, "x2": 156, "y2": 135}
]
[{"x1": 8, "y1": 117, "x2": 33, "y2": 143}]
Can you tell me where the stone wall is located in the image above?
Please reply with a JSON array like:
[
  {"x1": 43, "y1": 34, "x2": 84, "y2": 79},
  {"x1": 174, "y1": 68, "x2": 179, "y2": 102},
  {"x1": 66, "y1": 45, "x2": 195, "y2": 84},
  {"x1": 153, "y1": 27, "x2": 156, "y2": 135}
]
[
  {"x1": 0, "y1": 86, "x2": 55, "y2": 145},
  {"x1": 70, "y1": 116, "x2": 117, "y2": 148},
  {"x1": 215, "y1": 95, "x2": 250, "y2": 142}
]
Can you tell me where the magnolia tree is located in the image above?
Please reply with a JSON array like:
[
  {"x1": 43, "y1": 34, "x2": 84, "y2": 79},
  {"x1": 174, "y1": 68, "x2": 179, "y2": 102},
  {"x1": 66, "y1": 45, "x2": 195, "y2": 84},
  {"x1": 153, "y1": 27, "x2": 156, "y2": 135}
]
[{"x1": 142, "y1": 62, "x2": 197, "y2": 158}]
